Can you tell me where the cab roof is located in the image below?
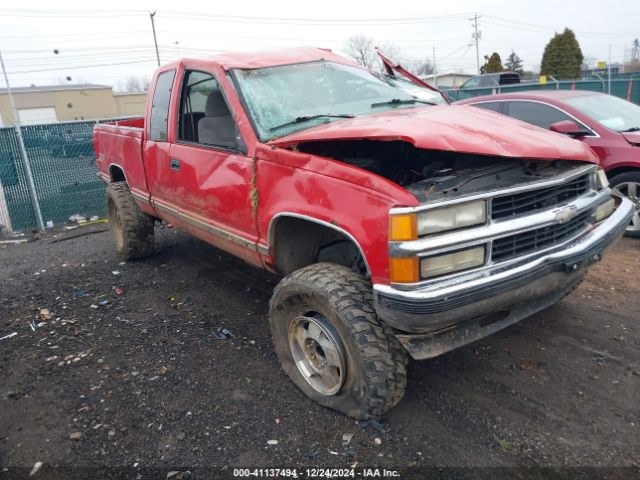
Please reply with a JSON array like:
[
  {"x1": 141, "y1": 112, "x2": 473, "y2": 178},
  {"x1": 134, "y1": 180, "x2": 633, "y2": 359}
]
[{"x1": 166, "y1": 47, "x2": 361, "y2": 71}]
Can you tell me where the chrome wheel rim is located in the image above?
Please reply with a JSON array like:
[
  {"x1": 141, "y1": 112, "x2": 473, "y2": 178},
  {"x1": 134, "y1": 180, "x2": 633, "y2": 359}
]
[
  {"x1": 288, "y1": 314, "x2": 346, "y2": 396},
  {"x1": 613, "y1": 182, "x2": 640, "y2": 232}
]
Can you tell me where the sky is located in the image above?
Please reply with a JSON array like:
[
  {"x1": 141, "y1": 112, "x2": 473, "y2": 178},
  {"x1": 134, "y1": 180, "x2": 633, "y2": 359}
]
[{"x1": 0, "y1": 0, "x2": 638, "y2": 89}]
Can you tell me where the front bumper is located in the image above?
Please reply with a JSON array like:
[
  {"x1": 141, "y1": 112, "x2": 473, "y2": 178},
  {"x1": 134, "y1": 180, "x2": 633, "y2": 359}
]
[{"x1": 373, "y1": 197, "x2": 634, "y2": 356}]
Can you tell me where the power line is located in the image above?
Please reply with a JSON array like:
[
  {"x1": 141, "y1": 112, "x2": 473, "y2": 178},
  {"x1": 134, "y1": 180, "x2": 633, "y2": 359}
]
[
  {"x1": 7, "y1": 58, "x2": 158, "y2": 74},
  {"x1": 483, "y1": 15, "x2": 636, "y2": 37}
]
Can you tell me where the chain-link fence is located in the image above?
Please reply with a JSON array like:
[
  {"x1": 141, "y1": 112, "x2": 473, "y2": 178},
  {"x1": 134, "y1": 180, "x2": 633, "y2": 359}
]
[
  {"x1": 0, "y1": 120, "x2": 107, "y2": 233},
  {"x1": 444, "y1": 77, "x2": 640, "y2": 103}
]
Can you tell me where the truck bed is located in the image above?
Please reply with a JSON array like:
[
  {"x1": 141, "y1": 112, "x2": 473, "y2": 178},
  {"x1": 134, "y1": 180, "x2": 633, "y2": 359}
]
[{"x1": 94, "y1": 117, "x2": 152, "y2": 210}]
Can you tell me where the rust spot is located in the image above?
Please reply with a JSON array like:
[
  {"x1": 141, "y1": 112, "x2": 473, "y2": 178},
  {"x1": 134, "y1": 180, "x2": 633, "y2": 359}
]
[{"x1": 250, "y1": 156, "x2": 259, "y2": 218}]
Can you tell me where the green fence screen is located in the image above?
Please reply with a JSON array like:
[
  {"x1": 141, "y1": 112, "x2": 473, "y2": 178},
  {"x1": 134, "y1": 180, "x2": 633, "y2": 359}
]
[
  {"x1": 0, "y1": 120, "x2": 105, "y2": 232},
  {"x1": 444, "y1": 77, "x2": 640, "y2": 104}
]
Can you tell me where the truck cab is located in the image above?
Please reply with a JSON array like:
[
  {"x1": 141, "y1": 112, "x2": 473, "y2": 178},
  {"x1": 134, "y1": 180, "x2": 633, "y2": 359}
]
[{"x1": 94, "y1": 47, "x2": 634, "y2": 419}]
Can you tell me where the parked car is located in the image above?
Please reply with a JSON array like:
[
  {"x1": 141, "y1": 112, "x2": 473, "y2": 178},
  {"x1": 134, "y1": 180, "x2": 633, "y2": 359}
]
[
  {"x1": 459, "y1": 71, "x2": 520, "y2": 89},
  {"x1": 94, "y1": 48, "x2": 633, "y2": 419},
  {"x1": 456, "y1": 91, "x2": 640, "y2": 236}
]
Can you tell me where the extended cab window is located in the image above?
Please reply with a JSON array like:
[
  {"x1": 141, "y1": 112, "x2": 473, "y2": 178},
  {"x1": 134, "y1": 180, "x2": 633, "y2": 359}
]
[
  {"x1": 178, "y1": 70, "x2": 237, "y2": 149},
  {"x1": 505, "y1": 101, "x2": 575, "y2": 130},
  {"x1": 149, "y1": 70, "x2": 176, "y2": 142}
]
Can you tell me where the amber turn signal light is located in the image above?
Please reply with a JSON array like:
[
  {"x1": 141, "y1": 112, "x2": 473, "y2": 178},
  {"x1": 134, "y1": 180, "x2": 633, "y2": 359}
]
[
  {"x1": 389, "y1": 257, "x2": 419, "y2": 283},
  {"x1": 389, "y1": 214, "x2": 418, "y2": 241}
]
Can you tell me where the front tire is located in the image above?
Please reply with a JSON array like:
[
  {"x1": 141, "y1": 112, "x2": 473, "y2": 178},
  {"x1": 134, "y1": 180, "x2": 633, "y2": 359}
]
[
  {"x1": 269, "y1": 263, "x2": 408, "y2": 419},
  {"x1": 610, "y1": 171, "x2": 640, "y2": 238},
  {"x1": 106, "y1": 182, "x2": 155, "y2": 260}
]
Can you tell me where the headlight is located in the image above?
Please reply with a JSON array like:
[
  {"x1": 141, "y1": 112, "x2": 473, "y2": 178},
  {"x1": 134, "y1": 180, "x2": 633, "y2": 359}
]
[
  {"x1": 417, "y1": 200, "x2": 486, "y2": 235},
  {"x1": 595, "y1": 197, "x2": 615, "y2": 222},
  {"x1": 421, "y1": 246, "x2": 486, "y2": 279},
  {"x1": 595, "y1": 168, "x2": 609, "y2": 190}
]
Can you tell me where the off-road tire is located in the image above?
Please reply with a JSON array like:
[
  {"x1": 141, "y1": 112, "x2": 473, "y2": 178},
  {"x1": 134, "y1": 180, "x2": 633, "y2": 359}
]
[
  {"x1": 269, "y1": 263, "x2": 408, "y2": 419},
  {"x1": 106, "y1": 182, "x2": 155, "y2": 260},
  {"x1": 609, "y1": 171, "x2": 640, "y2": 238}
]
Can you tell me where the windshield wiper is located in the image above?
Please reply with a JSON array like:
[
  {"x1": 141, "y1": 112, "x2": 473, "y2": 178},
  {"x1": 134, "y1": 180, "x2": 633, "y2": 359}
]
[
  {"x1": 371, "y1": 98, "x2": 436, "y2": 108},
  {"x1": 269, "y1": 114, "x2": 355, "y2": 132},
  {"x1": 620, "y1": 127, "x2": 640, "y2": 132}
]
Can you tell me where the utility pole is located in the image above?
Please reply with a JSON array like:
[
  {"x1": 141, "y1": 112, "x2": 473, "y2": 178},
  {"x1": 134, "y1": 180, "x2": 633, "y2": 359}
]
[
  {"x1": 470, "y1": 14, "x2": 481, "y2": 74},
  {"x1": 0, "y1": 49, "x2": 45, "y2": 231},
  {"x1": 150, "y1": 11, "x2": 160, "y2": 67}
]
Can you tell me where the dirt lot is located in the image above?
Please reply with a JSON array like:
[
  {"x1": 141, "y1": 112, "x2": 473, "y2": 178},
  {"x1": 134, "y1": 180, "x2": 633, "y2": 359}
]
[{"x1": 1, "y1": 226, "x2": 639, "y2": 477}]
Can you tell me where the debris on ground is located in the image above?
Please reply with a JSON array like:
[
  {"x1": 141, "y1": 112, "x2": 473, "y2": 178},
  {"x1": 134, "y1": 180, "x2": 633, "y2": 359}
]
[
  {"x1": 267, "y1": 439, "x2": 278, "y2": 445},
  {"x1": 29, "y1": 461, "x2": 42, "y2": 477},
  {"x1": 39, "y1": 308, "x2": 52, "y2": 321},
  {"x1": 342, "y1": 432, "x2": 354, "y2": 445},
  {"x1": 69, "y1": 432, "x2": 82, "y2": 440},
  {"x1": 213, "y1": 328, "x2": 234, "y2": 340},
  {"x1": 358, "y1": 419, "x2": 387, "y2": 434},
  {"x1": 0, "y1": 332, "x2": 17, "y2": 341}
]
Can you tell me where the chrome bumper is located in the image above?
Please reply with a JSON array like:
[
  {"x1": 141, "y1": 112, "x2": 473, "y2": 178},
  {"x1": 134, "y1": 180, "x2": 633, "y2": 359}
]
[{"x1": 374, "y1": 197, "x2": 634, "y2": 335}]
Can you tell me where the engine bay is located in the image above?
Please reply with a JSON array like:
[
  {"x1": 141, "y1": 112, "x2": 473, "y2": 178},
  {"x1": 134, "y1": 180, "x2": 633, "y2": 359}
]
[{"x1": 295, "y1": 139, "x2": 588, "y2": 202}]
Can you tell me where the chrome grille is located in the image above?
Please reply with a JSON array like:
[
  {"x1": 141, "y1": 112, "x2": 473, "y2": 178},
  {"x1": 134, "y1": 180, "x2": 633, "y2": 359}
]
[
  {"x1": 492, "y1": 211, "x2": 592, "y2": 262},
  {"x1": 491, "y1": 174, "x2": 590, "y2": 220}
]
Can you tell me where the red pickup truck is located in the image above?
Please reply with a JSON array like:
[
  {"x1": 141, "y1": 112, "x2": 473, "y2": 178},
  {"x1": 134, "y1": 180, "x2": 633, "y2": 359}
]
[{"x1": 94, "y1": 47, "x2": 634, "y2": 419}]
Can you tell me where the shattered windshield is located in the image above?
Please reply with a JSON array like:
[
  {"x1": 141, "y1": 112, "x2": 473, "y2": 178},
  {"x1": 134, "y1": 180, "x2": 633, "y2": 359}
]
[
  {"x1": 232, "y1": 61, "x2": 429, "y2": 141},
  {"x1": 381, "y1": 76, "x2": 447, "y2": 105}
]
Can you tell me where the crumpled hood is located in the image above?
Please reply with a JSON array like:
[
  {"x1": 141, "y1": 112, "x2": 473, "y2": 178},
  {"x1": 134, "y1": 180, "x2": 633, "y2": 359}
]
[
  {"x1": 270, "y1": 105, "x2": 599, "y2": 163},
  {"x1": 621, "y1": 131, "x2": 640, "y2": 146}
]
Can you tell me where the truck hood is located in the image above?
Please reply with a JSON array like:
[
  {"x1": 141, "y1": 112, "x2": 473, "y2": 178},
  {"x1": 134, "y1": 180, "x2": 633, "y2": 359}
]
[{"x1": 269, "y1": 105, "x2": 599, "y2": 163}]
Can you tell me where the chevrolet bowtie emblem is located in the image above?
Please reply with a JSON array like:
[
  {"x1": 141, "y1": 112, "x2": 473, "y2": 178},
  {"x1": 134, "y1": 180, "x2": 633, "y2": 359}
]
[{"x1": 554, "y1": 205, "x2": 578, "y2": 224}]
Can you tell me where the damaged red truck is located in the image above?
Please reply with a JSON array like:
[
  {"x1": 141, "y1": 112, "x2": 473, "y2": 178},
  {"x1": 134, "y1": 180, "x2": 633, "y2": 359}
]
[{"x1": 94, "y1": 48, "x2": 634, "y2": 419}]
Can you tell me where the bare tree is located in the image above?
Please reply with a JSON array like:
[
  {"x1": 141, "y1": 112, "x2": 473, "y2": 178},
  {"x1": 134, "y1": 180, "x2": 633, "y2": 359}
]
[
  {"x1": 118, "y1": 76, "x2": 151, "y2": 93},
  {"x1": 345, "y1": 35, "x2": 435, "y2": 77},
  {"x1": 345, "y1": 34, "x2": 378, "y2": 70}
]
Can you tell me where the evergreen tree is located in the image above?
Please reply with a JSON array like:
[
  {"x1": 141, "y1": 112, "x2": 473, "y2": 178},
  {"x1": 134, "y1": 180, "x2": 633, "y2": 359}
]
[
  {"x1": 480, "y1": 52, "x2": 504, "y2": 74},
  {"x1": 540, "y1": 28, "x2": 583, "y2": 79},
  {"x1": 504, "y1": 50, "x2": 524, "y2": 75}
]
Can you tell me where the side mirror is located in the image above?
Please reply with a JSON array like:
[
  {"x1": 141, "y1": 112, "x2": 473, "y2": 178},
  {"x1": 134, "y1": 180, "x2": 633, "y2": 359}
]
[{"x1": 549, "y1": 120, "x2": 590, "y2": 137}]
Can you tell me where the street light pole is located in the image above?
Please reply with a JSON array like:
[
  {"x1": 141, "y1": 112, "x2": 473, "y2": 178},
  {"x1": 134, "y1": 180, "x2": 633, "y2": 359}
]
[
  {"x1": 0, "y1": 49, "x2": 45, "y2": 231},
  {"x1": 150, "y1": 12, "x2": 161, "y2": 67}
]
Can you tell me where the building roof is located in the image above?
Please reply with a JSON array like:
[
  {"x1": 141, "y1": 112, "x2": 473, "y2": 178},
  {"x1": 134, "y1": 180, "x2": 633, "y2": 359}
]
[{"x1": 0, "y1": 83, "x2": 112, "y2": 94}]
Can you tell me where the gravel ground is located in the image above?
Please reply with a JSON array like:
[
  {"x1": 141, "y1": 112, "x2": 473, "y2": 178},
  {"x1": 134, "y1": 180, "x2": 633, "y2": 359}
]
[{"x1": 0, "y1": 226, "x2": 639, "y2": 478}]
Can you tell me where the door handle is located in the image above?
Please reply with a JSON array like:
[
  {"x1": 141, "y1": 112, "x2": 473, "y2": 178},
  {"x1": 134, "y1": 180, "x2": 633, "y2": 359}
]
[{"x1": 170, "y1": 158, "x2": 181, "y2": 170}]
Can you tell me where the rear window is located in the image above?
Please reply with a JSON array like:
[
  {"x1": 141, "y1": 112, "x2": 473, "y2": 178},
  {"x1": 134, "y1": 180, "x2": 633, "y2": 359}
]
[
  {"x1": 499, "y1": 73, "x2": 520, "y2": 85},
  {"x1": 150, "y1": 70, "x2": 176, "y2": 142}
]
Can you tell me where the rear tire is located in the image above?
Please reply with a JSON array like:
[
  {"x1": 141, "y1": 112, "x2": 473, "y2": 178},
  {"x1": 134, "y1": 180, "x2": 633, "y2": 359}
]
[
  {"x1": 269, "y1": 263, "x2": 407, "y2": 419},
  {"x1": 610, "y1": 171, "x2": 640, "y2": 238},
  {"x1": 106, "y1": 182, "x2": 155, "y2": 260}
]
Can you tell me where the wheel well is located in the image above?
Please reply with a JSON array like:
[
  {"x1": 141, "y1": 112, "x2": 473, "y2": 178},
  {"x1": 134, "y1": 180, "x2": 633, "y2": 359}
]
[
  {"x1": 109, "y1": 165, "x2": 126, "y2": 183},
  {"x1": 606, "y1": 166, "x2": 640, "y2": 181},
  {"x1": 270, "y1": 216, "x2": 368, "y2": 277}
]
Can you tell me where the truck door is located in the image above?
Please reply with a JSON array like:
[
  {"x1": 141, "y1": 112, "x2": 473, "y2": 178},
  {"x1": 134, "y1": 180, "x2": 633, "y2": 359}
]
[
  {"x1": 167, "y1": 69, "x2": 260, "y2": 264},
  {"x1": 142, "y1": 68, "x2": 182, "y2": 227}
]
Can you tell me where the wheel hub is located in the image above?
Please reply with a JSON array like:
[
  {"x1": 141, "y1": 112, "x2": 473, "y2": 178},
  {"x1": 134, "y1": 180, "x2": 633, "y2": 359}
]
[
  {"x1": 613, "y1": 181, "x2": 640, "y2": 232},
  {"x1": 288, "y1": 315, "x2": 346, "y2": 396}
]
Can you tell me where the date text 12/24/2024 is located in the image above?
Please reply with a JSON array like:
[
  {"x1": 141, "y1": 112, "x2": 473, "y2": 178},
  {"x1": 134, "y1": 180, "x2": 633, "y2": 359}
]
[{"x1": 233, "y1": 468, "x2": 401, "y2": 478}]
